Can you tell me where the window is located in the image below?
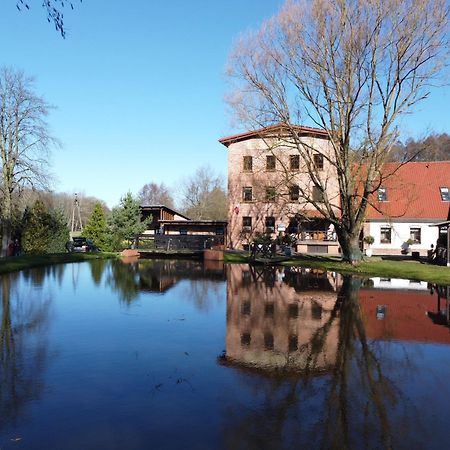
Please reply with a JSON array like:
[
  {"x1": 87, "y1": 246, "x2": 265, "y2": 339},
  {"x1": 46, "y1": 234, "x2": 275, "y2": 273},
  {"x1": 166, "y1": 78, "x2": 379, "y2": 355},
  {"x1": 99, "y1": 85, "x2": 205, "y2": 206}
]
[
  {"x1": 243, "y1": 156, "x2": 253, "y2": 172},
  {"x1": 376, "y1": 305, "x2": 387, "y2": 320},
  {"x1": 290, "y1": 154, "x2": 300, "y2": 171},
  {"x1": 242, "y1": 216, "x2": 252, "y2": 229},
  {"x1": 289, "y1": 185, "x2": 299, "y2": 201},
  {"x1": 266, "y1": 155, "x2": 276, "y2": 171},
  {"x1": 378, "y1": 187, "x2": 388, "y2": 201},
  {"x1": 312, "y1": 186, "x2": 324, "y2": 202},
  {"x1": 265, "y1": 303, "x2": 274, "y2": 318},
  {"x1": 288, "y1": 334, "x2": 298, "y2": 352},
  {"x1": 380, "y1": 227, "x2": 391, "y2": 243},
  {"x1": 288, "y1": 304, "x2": 299, "y2": 318},
  {"x1": 440, "y1": 187, "x2": 450, "y2": 201},
  {"x1": 243, "y1": 187, "x2": 253, "y2": 202},
  {"x1": 241, "y1": 333, "x2": 251, "y2": 346},
  {"x1": 313, "y1": 153, "x2": 324, "y2": 170},
  {"x1": 265, "y1": 186, "x2": 276, "y2": 202},
  {"x1": 179, "y1": 229, "x2": 187, "y2": 235},
  {"x1": 311, "y1": 302, "x2": 322, "y2": 320},
  {"x1": 241, "y1": 301, "x2": 251, "y2": 316},
  {"x1": 265, "y1": 216, "x2": 275, "y2": 231},
  {"x1": 410, "y1": 227, "x2": 421, "y2": 244},
  {"x1": 264, "y1": 333, "x2": 274, "y2": 350}
]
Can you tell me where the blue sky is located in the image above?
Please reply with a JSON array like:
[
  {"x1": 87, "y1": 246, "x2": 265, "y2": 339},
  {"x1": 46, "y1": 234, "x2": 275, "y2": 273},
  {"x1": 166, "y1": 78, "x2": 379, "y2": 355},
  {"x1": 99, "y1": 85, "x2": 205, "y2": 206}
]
[{"x1": 1, "y1": 0, "x2": 448, "y2": 208}]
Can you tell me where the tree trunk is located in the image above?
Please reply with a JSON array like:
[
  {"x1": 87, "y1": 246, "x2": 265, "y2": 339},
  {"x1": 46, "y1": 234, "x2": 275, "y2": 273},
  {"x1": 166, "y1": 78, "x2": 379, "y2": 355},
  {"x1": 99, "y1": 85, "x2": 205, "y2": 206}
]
[
  {"x1": 337, "y1": 229, "x2": 363, "y2": 265},
  {"x1": 1, "y1": 190, "x2": 13, "y2": 257},
  {"x1": 1, "y1": 223, "x2": 11, "y2": 257}
]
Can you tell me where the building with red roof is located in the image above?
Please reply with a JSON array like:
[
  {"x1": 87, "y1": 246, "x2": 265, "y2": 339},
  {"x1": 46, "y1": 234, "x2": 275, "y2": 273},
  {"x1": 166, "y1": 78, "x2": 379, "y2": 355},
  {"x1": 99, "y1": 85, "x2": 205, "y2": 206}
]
[{"x1": 364, "y1": 161, "x2": 450, "y2": 256}]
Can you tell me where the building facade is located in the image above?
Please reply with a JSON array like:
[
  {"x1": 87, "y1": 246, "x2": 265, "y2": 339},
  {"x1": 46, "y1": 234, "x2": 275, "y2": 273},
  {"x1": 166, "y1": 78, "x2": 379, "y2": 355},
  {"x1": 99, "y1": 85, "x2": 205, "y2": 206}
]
[
  {"x1": 220, "y1": 124, "x2": 340, "y2": 253},
  {"x1": 364, "y1": 162, "x2": 450, "y2": 256}
]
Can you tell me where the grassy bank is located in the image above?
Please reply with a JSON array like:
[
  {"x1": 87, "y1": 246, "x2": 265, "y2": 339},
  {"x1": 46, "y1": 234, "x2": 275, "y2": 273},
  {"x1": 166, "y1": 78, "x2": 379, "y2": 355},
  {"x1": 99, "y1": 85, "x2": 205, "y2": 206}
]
[
  {"x1": 224, "y1": 251, "x2": 450, "y2": 285},
  {"x1": 0, "y1": 252, "x2": 119, "y2": 275}
]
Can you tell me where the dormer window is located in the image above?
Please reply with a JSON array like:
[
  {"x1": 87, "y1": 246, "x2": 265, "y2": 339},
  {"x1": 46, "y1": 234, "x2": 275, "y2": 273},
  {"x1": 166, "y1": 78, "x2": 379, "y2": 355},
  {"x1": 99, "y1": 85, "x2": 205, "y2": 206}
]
[
  {"x1": 378, "y1": 187, "x2": 387, "y2": 202},
  {"x1": 440, "y1": 187, "x2": 449, "y2": 201}
]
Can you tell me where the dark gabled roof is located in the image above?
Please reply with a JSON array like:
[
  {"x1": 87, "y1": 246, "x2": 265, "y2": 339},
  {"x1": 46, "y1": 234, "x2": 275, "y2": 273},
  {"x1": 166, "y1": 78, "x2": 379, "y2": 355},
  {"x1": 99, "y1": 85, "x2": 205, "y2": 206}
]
[
  {"x1": 140, "y1": 205, "x2": 190, "y2": 221},
  {"x1": 219, "y1": 123, "x2": 329, "y2": 147}
]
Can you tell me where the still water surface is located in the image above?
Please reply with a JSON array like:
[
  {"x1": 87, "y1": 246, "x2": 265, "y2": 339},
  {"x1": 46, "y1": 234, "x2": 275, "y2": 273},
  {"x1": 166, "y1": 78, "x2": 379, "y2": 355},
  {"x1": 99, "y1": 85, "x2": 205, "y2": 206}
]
[{"x1": 1, "y1": 259, "x2": 450, "y2": 449}]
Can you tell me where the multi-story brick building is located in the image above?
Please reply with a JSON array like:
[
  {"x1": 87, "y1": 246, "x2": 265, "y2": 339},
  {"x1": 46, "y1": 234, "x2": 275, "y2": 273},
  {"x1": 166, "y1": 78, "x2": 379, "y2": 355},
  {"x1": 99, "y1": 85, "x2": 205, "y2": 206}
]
[{"x1": 219, "y1": 124, "x2": 341, "y2": 253}]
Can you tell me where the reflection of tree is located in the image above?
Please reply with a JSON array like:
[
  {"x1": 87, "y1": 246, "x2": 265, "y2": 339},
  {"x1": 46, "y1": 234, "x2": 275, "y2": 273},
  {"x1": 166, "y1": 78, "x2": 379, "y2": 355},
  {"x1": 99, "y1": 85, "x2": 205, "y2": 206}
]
[
  {"x1": 107, "y1": 259, "x2": 226, "y2": 305},
  {"x1": 221, "y1": 273, "x2": 412, "y2": 450},
  {"x1": 0, "y1": 273, "x2": 52, "y2": 429},
  {"x1": 20, "y1": 263, "x2": 67, "y2": 288},
  {"x1": 185, "y1": 279, "x2": 223, "y2": 312},
  {"x1": 107, "y1": 260, "x2": 140, "y2": 304},
  {"x1": 89, "y1": 258, "x2": 107, "y2": 286},
  {"x1": 321, "y1": 276, "x2": 398, "y2": 449}
]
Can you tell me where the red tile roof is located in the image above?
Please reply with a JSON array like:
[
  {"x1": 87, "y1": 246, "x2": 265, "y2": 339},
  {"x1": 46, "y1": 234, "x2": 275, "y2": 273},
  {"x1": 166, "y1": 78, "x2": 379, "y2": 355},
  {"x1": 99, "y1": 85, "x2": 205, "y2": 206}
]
[
  {"x1": 366, "y1": 161, "x2": 450, "y2": 221},
  {"x1": 359, "y1": 289, "x2": 450, "y2": 345},
  {"x1": 219, "y1": 123, "x2": 329, "y2": 147}
]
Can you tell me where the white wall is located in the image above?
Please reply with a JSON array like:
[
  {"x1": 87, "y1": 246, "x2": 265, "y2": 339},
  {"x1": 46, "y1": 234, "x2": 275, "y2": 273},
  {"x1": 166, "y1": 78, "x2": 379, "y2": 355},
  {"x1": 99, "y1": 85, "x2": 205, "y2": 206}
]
[
  {"x1": 367, "y1": 221, "x2": 439, "y2": 254},
  {"x1": 368, "y1": 277, "x2": 429, "y2": 290}
]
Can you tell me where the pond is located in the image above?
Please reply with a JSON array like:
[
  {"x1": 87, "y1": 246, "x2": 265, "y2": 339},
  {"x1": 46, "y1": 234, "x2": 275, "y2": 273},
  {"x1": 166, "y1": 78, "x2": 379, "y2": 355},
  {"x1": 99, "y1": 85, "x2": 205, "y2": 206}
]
[{"x1": 1, "y1": 259, "x2": 450, "y2": 449}]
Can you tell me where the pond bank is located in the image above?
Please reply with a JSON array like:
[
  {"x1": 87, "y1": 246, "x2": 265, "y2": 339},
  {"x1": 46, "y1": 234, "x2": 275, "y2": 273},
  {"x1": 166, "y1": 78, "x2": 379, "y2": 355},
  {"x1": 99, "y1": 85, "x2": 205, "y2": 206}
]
[{"x1": 224, "y1": 251, "x2": 450, "y2": 285}]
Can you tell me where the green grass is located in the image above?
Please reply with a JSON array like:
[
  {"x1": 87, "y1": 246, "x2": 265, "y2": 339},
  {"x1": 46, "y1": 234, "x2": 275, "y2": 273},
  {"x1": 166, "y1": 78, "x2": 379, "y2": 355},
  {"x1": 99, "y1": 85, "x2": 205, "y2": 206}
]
[
  {"x1": 0, "y1": 252, "x2": 119, "y2": 275},
  {"x1": 224, "y1": 251, "x2": 450, "y2": 285}
]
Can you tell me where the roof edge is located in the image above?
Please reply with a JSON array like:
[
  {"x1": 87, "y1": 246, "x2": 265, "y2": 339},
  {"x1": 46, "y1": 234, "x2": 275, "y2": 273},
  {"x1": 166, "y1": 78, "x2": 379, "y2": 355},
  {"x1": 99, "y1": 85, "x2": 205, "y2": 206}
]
[{"x1": 219, "y1": 123, "x2": 329, "y2": 147}]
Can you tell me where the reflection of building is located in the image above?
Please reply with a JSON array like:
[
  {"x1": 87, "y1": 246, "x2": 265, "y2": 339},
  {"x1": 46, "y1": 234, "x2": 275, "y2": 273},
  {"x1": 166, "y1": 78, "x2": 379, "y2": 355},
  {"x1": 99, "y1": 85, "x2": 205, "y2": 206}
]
[
  {"x1": 138, "y1": 259, "x2": 226, "y2": 293},
  {"x1": 222, "y1": 264, "x2": 341, "y2": 374},
  {"x1": 359, "y1": 285, "x2": 450, "y2": 344}
]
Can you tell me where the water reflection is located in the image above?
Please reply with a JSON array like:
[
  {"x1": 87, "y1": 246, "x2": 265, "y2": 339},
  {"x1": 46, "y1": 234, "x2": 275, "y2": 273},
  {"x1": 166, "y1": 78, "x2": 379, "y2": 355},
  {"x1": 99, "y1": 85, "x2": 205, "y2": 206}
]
[
  {"x1": 0, "y1": 272, "x2": 52, "y2": 431},
  {"x1": 1, "y1": 260, "x2": 450, "y2": 449},
  {"x1": 107, "y1": 258, "x2": 226, "y2": 305},
  {"x1": 224, "y1": 265, "x2": 341, "y2": 374},
  {"x1": 221, "y1": 265, "x2": 450, "y2": 449}
]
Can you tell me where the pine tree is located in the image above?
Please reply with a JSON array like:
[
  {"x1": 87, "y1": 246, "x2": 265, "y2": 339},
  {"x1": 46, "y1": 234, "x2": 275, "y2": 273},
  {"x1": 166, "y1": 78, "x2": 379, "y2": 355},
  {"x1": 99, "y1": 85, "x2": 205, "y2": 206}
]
[
  {"x1": 83, "y1": 203, "x2": 109, "y2": 251},
  {"x1": 109, "y1": 192, "x2": 148, "y2": 250}
]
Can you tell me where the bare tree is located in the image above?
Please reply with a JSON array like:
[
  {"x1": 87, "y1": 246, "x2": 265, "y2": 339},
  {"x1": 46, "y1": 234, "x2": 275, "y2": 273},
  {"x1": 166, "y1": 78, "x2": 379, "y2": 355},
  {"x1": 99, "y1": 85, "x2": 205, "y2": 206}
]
[
  {"x1": 178, "y1": 166, "x2": 228, "y2": 220},
  {"x1": 137, "y1": 181, "x2": 174, "y2": 208},
  {"x1": 389, "y1": 133, "x2": 450, "y2": 162},
  {"x1": 227, "y1": 0, "x2": 449, "y2": 263},
  {"x1": 0, "y1": 67, "x2": 58, "y2": 256}
]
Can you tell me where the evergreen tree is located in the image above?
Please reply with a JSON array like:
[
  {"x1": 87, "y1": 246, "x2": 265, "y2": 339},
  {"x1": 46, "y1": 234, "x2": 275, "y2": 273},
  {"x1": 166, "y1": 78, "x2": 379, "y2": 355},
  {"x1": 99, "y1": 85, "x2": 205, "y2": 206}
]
[
  {"x1": 22, "y1": 200, "x2": 51, "y2": 254},
  {"x1": 109, "y1": 192, "x2": 148, "y2": 250},
  {"x1": 21, "y1": 200, "x2": 69, "y2": 254},
  {"x1": 46, "y1": 208, "x2": 70, "y2": 253},
  {"x1": 83, "y1": 203, "x2": 109, "y2": 251}
]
